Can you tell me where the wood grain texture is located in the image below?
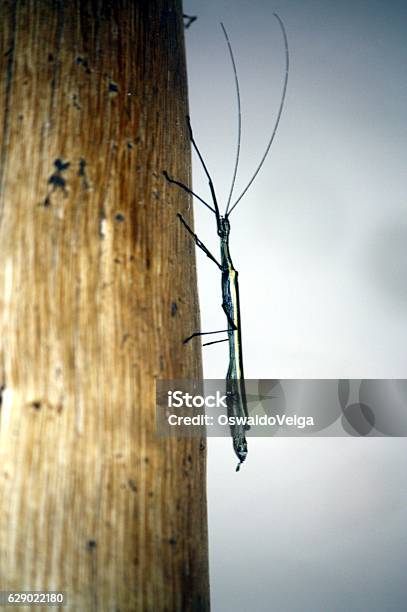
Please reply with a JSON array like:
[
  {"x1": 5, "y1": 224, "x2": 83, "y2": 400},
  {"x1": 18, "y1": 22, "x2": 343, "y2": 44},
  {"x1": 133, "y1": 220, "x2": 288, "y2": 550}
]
[{"x1": 0, "y1": 1, "x2": 209, "y2": 609}]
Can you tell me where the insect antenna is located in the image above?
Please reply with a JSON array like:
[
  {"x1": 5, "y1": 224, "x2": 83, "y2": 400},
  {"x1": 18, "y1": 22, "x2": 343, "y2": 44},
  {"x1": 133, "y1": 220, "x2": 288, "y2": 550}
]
[
  {"x1": 221, "y1": 23, "x2": 242, "y2": 217},
  {"x1": 227, "y1": 13, "x2": 289, "y2": 216}
]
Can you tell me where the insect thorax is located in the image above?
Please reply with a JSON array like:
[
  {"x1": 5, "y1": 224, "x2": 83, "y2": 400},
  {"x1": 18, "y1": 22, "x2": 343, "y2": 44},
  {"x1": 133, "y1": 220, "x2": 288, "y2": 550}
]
[{"x1": 218, "y1": 215, "x2": 231, "y2": 239}]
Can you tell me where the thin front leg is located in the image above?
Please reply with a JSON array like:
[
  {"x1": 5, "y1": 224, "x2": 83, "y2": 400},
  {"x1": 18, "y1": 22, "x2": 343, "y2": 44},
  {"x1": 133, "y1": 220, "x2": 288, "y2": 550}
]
[
  {"x1": 162, "y1": 171, "x2": 216, "y2": 215},
  {"x1": 178, "y1": 214, "x2": 222, "y2": 270},
  {"x1": 186, "y1": 116, "x2": 220, "y2": 219}
]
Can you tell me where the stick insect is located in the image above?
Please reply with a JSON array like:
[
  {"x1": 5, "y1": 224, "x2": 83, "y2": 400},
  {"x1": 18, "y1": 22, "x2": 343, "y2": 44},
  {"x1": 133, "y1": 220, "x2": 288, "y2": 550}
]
[{"x1": 164, "y1": 13, "x2": 289, "y2": 471}]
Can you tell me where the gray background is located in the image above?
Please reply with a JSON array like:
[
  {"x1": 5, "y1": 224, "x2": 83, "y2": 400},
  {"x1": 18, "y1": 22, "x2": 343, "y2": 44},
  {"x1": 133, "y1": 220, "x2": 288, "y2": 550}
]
[{"x1": 182, "y1": 1, "x2": 407, "y2": 610}]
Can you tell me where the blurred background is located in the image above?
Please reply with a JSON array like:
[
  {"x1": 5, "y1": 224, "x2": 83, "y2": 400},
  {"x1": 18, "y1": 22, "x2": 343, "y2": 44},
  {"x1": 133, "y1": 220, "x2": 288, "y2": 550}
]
[{"x1": 183, "y1": 1, "x2": 407, "y2": 610}]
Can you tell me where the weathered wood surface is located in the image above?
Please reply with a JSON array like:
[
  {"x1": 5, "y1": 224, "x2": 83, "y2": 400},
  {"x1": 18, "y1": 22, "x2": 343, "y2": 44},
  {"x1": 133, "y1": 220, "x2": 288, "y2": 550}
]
[{"x1": 0, "y1": 1, "x2": 209, "y2": 609}]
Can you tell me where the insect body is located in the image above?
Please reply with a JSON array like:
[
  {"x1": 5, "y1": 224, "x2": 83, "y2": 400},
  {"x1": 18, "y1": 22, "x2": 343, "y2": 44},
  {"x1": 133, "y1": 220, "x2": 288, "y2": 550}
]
[
  {"x1": 219, "y1": 215, "x2": 249, "y2": 470},
  {"x1": 164, "y1": 14, "x2": 289, "y2": 471}
]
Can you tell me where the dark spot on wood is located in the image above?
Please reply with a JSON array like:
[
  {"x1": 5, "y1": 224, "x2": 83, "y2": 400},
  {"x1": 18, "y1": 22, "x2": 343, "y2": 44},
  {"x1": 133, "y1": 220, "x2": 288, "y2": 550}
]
[
  {"x1": 31, "y1": 401, "x2": 41, "y2": 410},
  {"x1": 128, "y1": 479, "x2": 137, "y2": 493},
  {"x1": 171, "y1": 302, "x2": 177, "y2": 316},
  {"x1": 48, "y1": 174, "x2": 66, "y2": 189},
  {"x1": 48, "y1": 53, "x2": 54, "y2": 61},
  {"x1": 199, "y1": 440, "x2": 206, "y2": 451},
  {"x1": 54, "y1": 158, "x2": 70, "y2": 171},
  {"x1": 148, "y1": 491, "x2": 154, "y2": 498},
  {"x1": 115, "y1": 213, "x2": 125, "y2": 222},
  {"x1": 121, "y1": 333, "x2": 130, "y2": 348},
  {"x1": 168, "y1": 537, "x2": 177, "y2": 546},
  {"x1": 44, "y1": 160, "x2": 70, "y2": 201},
  {"x1": 109, "y1": 81, "x2": 118, "y2": 93},
  {"x1": 78, "y1": 158, "x2": 89, "y2": 189},
  {"x1": 18, "y1": 114, "x2": 23, "y2": 121},
  {"x1": 78, "y1": 158, "x2": 86, "y2": 175},
  {"x1": 76, "y1": 56, "x2": 90, "y2": 71},
  {"x1": 71, "y1": 94, "x2": 81, "y2": 110},
  {"x1": 114, "y1": 258, "x2": 121, "y2": 264},
  {"x1": 144, "y1": 457, "x2": 149, "y2": 464},
  {"x1": 187, "y1": 454, "x2": 192, "y2": 463},
  {"x1": 0, "y1": 384, "x2": 4, "y2": 407},
  {"x1": 87, "y1": 539, "x2": 97, "y2": 549},
  {"x1": 127, "y1": 142, "x2": 133, "y2": 149}
]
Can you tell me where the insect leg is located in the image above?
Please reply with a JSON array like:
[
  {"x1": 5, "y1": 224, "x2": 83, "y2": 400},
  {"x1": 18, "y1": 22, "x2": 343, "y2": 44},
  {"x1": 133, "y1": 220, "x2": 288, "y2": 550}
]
[
  {"x1": 177, "y1": 213, "x2": 222, "y2": 269},
  {"x1": 186, "y1": 116, "x2": 221, "y2": 219},
  {"x1": 183, "y1": 329, "x2": 230, "y2": 345},
  {"x1": 183, "y1": 14, "x2": 197, "y2": 29},
  {"x1": 203, "y1": 338, "x2": 229, "y2": 347},
  {"x1": 162, "y1": 171, "x2": 216, "y2": 215}
]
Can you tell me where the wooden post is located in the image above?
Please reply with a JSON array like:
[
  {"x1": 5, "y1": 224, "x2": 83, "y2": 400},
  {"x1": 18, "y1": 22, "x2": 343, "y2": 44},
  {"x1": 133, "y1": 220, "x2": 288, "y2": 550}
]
[{"x1": 0, "y1": 1, "x2": 209, "y2": 609}]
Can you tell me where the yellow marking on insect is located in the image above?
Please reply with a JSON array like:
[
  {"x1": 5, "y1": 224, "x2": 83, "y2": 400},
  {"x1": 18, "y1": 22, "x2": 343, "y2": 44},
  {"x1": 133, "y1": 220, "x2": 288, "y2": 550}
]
[{"x1": 227, "y1": 269, "x2": 243, "y2": 379}]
